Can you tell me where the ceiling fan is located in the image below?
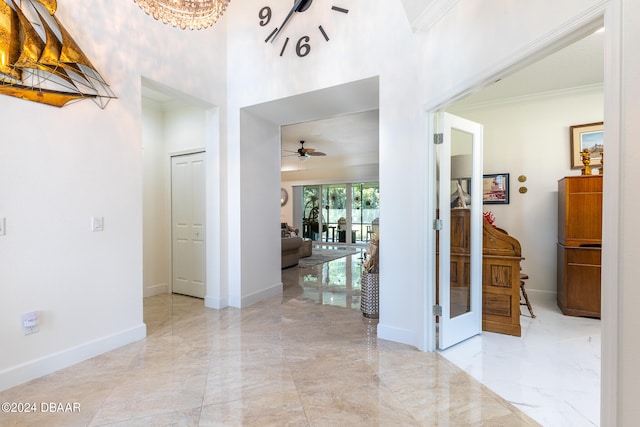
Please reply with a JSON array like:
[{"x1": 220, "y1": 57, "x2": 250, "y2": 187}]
[{"x1": 283, "y1": 140, "x2": 327, "y2": 159}]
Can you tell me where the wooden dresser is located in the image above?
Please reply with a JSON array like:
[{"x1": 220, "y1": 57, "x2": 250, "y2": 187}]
[
  {"x1": 557, "y1": 175, "x2": 602, "y2": 318},
  {"x1": 439, "y1": 209, "x2": 523, "y2": 336}
]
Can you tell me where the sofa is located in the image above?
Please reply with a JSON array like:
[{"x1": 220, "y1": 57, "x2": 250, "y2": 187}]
[{"x1": 281, "y1": 236, "x2": 303, "y2": 268}]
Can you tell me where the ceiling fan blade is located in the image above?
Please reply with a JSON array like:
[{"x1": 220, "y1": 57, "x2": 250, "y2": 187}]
[{"x1": 293, "y1": 141, "x2": 324, "y2": 158}]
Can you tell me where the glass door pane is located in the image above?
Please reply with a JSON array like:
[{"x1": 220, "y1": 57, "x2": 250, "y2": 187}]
[
  {"x1": 302, "y1": 186, "x2": 321, "y2": 241},
  {"x1": 357, "y1": 183, "x2": 379, "y2": 243},
  {"x1": 450, "y1": 130, "x2": 473, "y2": 318},
  {"x1": 323, "y1": 184, "x2": 346, "y2": 243},
  {"x1": 351, "y1": 184, "x2": 363, "y2": 243}
]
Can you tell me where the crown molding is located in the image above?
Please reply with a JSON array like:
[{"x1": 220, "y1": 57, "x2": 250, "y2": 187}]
[{"x1": 448, "y1": 83, "x2": 604, "y2": 113}]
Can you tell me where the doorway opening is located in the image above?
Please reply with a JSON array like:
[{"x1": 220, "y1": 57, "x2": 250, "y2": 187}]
[
  {"x1": 141, "y1": 78, "x2": 217, "y2": 322},
  {"x1": 428, "y1": 20, "x2": 604, "y2": 427},
  {"x1": 237, "y1": 77, "x2": 379, "y2": 310}
]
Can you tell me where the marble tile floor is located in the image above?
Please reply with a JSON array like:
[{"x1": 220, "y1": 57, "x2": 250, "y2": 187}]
[
  {"x1": 440, "y1": 292, "x2": 601, "y2": 427},
  {"x1": 0, "y1": 247, "x2": 541, "y2": 426}
]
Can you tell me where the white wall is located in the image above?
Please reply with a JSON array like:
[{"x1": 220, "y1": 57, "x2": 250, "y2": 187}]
[
  {"x1": 236, "y1": 110, "x2": 282, "y2": 306},
  {"x1": 142, "y1": 106, "x2": 170, "y2": 297},
  {"x1": 450, "y1": 86, "x2": 603, "y2": 295},
  {"x1": 0, "y1": 1, "x2": 226, "y2": 390},
  {"x1": 605, "y1": 0, "x2": 640, "y2": 423},
  {"x1": 280, "y1": 183, "x2": 294, "y2": 227}
]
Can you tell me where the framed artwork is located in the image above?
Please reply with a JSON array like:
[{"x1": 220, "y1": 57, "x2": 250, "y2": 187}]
[
  {"x1": 483, "y1": 173, "x2": 510, "y2": 204},
  {"x1": 570, "y1": 122, "x2": 604, "y2": 169}
]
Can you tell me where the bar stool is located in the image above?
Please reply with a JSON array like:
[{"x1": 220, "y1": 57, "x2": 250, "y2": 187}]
[{"x1": 520, "y1": 273, "x2": 535, "y2": 318}]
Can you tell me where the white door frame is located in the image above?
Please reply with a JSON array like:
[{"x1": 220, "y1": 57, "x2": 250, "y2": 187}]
[
  {"x1": 422, "y1": 4, "x2": 624, "y2": 425},
  {"x1": 423, "y1": 1, "x2": 607, "y2": 350}
]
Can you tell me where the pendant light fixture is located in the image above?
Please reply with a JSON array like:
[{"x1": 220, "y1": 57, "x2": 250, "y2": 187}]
[{"x1": 133, "y1": 0, "x2": 230, "y2": 30}]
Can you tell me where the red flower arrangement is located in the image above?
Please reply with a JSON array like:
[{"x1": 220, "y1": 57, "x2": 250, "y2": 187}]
[{"x1": 483, "y1": 211, "x2": 496, "y2": 226}]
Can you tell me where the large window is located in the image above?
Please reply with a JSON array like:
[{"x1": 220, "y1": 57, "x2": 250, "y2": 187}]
[
  {"x1": 352, "y1": 182, "x2": 380, "y2": 242},
  {"x1": 301, "y1": 182, "x2": 379, "y2": 244}
]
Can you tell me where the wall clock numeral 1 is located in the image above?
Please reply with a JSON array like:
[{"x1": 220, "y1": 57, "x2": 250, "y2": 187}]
[
  {"x1": 280, "y1": 37, "x2": 290, "y2": 56},
  {"x1": 265, "y1": 27, "x2": 278, "y2": 43},
  {"x1": 319, "y1": 25, "x2": 329, "y2": 41}
]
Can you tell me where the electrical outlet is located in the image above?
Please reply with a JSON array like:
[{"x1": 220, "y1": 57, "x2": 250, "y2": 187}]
[
  {"x1": 23, "y1": 311, "x2": 39, "y2": 335},
  {"x1": 0, "y1": 217, "x2": 5, "y2": 236}
]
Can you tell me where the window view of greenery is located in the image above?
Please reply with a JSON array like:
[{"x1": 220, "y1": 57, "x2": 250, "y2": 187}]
[{"x1": 302, "y1": 182, "x2": 379, "y2": 244}]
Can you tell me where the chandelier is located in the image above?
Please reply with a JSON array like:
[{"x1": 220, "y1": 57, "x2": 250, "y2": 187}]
[{"x1": 133, "y1": 0, "x2": 230, "y2": 30}]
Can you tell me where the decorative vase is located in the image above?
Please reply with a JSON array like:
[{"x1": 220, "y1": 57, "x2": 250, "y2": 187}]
[{"x1": 360, "y1": 272, "x2": 379, "y2": 319}]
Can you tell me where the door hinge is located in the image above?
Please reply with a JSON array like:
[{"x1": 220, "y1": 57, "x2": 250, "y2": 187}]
[
  {"x1": 433, "y1": 133, "x2": 443, "y2": 145},
  {"x1": 433, "y1": 304, "x2": 442, "y2": 316},
  {"x1": 433, "y1": 219, "x2": 443, "y2": 231}
]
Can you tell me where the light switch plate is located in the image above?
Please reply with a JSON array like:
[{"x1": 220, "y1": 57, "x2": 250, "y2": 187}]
[
  {"x1": 92, "y1": 216, "x2": 104, "y2": 232},
  {"x1": 0, "y1": 217, "x2": 5, "y2": 236}
]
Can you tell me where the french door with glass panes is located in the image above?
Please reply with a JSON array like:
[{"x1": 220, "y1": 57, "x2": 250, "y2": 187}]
[{"x1": 435, "y1": 112, "x2": 483, "y2": 350}]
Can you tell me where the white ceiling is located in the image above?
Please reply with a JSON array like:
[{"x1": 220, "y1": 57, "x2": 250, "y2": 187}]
[
  {"x1": 141, "y1": 29, "x2": 604, "y2": 173},
  {"x1": 280, "y1": 109, "x2": 379, "y2": 172},
  {"x1": 279, "y1": 28, "x2": 603, "y2": 172},
  {"x1": 452, "y1": 28, "x2": 604, "y2": 107}
]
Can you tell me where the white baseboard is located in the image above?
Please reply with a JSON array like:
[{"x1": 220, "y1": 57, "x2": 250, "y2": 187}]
[
  {"x1": 526, "y1": 289, "x2": 557, "y2": 303},
  {"x1": 144, "y1": 282, "x2": 170, "y2": 297},
  {"x1": 377, "y1": 322, "x2": 417, "y2": 349},
  {"x1": 205, "y1": 295, "x2": 228, "y2": 309},
  {"x1": 241, "y1": 282, "x2": 283, "y2": 307},
  {"x1": 0, "y1": 324, "x2": 147, "y2": 392}
]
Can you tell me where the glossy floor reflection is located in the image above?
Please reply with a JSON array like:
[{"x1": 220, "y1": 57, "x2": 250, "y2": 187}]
[{"x1": 0, "y1": 246, "x2": 538, "y2": 426}]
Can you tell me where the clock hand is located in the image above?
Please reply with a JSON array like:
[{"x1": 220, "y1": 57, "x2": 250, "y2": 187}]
[{"x1": 271, "y1": 0, "x2": 309, "y2": 43}]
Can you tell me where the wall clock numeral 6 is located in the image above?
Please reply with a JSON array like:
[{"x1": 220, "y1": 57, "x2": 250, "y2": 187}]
[{"x1": 295, "y1": 36, "x2": 311, "y2": 57}]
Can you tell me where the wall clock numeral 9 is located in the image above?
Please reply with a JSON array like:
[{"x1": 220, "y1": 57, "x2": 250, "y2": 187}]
[{"x1": 259, "y1": 6, "x2": 271, "y2": 26}]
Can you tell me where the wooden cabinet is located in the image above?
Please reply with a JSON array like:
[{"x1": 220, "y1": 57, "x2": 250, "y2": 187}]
[{"x1": 557, "y1": 175, "x2": 602, "y2": 318}]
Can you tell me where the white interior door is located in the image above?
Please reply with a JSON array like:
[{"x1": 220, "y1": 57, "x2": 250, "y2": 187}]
[
  {"x1": 171, "y1": 152, "x2": 206, "y2": 298},
  {"x1": 437, "y1": 112, "x2": 483, "y2": 349}
]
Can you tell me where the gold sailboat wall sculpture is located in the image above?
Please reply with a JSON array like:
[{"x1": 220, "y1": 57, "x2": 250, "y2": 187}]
[{"x1": 0, "y1": 0, "x2": 115, "y2": 108}]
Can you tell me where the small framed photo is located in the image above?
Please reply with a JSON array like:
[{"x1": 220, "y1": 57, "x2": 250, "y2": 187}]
[
  {"x1": 570, "y1": 122, "x2": 604, "y2": 169},
  {"x1": 483, "y1": 173, "x2": 510, "y2": 204}
]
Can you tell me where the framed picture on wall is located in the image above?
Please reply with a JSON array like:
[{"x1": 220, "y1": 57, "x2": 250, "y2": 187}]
[
  {"x1": 483, "y1": 173, "x2": 510, "y2": 204},
  {"x1": 570, "y1": 122, "x2": 604, "y2": 169}
]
